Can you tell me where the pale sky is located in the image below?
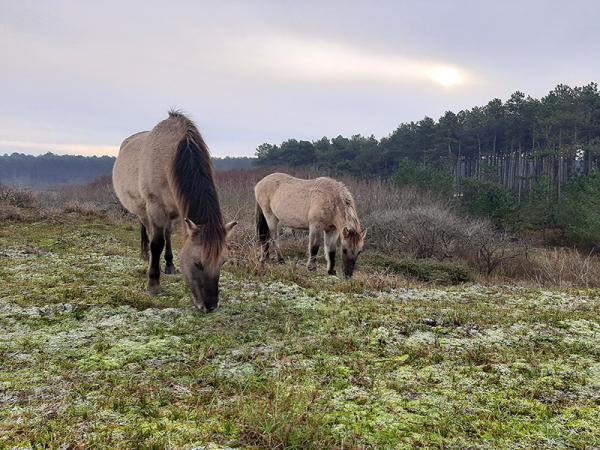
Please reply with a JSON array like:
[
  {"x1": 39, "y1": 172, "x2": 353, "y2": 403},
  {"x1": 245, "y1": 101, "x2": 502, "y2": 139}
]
[{"x1": 1, "y1": 0, "x2": 599, "y2": 157}]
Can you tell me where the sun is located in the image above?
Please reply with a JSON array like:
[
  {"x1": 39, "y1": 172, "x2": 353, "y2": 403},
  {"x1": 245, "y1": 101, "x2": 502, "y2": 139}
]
[{"x1": 427, "y1": 66, "x2": 463, "y2": 87}]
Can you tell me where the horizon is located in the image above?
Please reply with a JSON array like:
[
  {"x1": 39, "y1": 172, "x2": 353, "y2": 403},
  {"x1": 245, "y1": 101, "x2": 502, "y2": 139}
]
[
  {"x1": 0, "y1": 151, "x2": 254, "y2": 159},
  {"x1": 2, "y1": 1, "x2": 600, "y2": 158}
]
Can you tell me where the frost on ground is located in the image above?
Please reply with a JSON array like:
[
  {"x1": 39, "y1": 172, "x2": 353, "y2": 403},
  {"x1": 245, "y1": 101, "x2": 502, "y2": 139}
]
[{"x1": 1, "y1": 220, "x2": 600, "y2": 448}]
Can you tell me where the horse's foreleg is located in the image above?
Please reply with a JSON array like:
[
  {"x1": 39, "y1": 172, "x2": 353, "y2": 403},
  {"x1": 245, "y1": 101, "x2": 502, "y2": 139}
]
[
  {"x1": 164, "y1": 228, "x2": 176, "y2": 274},
  {"x1": 307, "y1": 225, "x2": 322, "y2": 271},
  {"x1": 324, "y1": 230, "x2": 339, "y2": 276},
  {"x1": 148, "y1": 227, "x2": 165, "y2": 296}
]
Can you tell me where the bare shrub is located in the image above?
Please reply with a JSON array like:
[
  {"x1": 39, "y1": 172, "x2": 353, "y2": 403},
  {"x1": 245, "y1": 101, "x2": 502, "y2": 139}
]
[
  {"x1": 465, "y1": 227, "x2": 529, "y2": 276},
  {"x1": 365, "y1": 201, "x2": 484, "y2": 259},
  {"x1": 362, "y1": 188, "x2": 534, "y2": 278}
]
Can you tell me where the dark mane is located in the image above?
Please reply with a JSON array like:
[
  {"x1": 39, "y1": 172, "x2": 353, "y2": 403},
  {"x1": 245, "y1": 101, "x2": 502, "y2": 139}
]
[{"x1": 169, "y1": 112, "x2": 225, "y2": 263}]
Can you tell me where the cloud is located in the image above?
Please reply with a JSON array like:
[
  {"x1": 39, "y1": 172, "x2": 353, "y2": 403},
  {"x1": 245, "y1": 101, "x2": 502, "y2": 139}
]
[{"x1": 231, "y1": 35, "x2": 472, "y2": 87}]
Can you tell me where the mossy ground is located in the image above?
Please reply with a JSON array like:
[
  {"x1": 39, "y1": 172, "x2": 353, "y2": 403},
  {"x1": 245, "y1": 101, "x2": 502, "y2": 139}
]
[{"x1": 1, "y1": 217, "x2": 600, "y2": 449}]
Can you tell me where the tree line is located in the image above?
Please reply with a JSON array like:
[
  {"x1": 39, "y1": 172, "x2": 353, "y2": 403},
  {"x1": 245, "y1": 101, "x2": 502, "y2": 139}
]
[
  {"x1": 255, "y1": 83, "x2": 600, "y2": 181},
  {"x1": 0, "y1": 153, "x2": 254, "y2": 186}
]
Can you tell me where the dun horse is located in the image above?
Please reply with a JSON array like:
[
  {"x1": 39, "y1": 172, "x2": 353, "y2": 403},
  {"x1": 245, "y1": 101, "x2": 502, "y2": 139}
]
[
  {"x1": 255, "y1": 173, "x2": 366, "y2": 277},
  {"x1": 113, "y1": 111, "x2": 237, "y2": 312}
]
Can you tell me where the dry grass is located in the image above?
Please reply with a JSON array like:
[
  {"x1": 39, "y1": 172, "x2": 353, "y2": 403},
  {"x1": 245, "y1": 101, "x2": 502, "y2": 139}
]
[
  {"x1": 62, "y1": 201, "x2": 108, "y2": 218},
  {"x1": 526, "y1": 247, "x2": 600, "y2": 288}
]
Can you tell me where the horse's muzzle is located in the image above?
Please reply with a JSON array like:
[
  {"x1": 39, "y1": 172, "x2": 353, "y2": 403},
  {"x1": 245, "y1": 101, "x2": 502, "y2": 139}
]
[{"x1": 343, "y1": 261, "x2": 356, "y2": 278}]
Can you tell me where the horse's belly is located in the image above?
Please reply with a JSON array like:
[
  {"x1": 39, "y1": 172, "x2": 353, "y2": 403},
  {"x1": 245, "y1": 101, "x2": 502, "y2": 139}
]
[
  {"x1": 271, "y1": 203, "x2": 309, "y2": 229},
  {"x1": 279, "y1": 216, "x2": 308, "y2": 230}
]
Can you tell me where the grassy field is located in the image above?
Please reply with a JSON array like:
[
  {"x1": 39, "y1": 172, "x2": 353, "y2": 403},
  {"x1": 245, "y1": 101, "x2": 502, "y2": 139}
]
[{"x1": 1, "y1": 216, "x2": 600, "y2": 449}]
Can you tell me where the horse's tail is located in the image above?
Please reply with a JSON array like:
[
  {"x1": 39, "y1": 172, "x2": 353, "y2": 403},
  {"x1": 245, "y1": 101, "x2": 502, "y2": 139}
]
[
  {"x1": 140, "y1": 222, "x2": 150, "y2": 261},
  {"x1": 256, "y1": 202, "x2": 270, "y2": 244}
]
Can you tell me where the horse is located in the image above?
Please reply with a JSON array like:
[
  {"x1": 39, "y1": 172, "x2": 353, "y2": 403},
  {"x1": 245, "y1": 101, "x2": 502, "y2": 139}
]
[
  {"x1": 254, "y1": 172, "x2": 366, "y2": 277},
  {"x1": 112, "y1": 111, "x2": 237, "y2": 312}
]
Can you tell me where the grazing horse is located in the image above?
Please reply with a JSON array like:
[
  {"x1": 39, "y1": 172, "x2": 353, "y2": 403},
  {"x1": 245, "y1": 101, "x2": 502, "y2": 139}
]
[
  {"x1": 255, "y1": 172, "x2": 366, "y2": 277},
  {"x1": 112, "y1": 111, "x2": 237, "y2": 312}
]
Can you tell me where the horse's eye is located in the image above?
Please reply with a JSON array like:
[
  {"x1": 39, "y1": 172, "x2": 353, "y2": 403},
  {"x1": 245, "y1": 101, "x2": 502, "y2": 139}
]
[{"x1": 194, "y1": 262, "x2": 204, "y2": 271}]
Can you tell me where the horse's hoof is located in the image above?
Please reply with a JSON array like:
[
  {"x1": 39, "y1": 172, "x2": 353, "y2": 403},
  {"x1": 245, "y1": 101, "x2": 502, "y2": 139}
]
[
  {"x1": 328, "y1": 269, "x2": 337, "y2": 276},
  {"x1": 164, "y1": 265, "x2": 177, "y2": 275},
  {"x1": 148, "y1": 283, "x2": 161, "y2": 296},
  {"x1": 307, "y1": 264, "x2": 317, "y2": 271},
  {"x1": 276, "y1": 257, "x2": 285, "y2": 264}
]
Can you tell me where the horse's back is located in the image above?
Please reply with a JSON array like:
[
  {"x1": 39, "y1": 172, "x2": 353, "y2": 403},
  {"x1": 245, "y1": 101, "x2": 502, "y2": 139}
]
[
  {"x1": 255, "y1": 173, "x2": 327, "y2": 229},
  {"x1": 256, "y1": 173, "x2": 310, "y2": 203},
  {"x1": 255, "y1": 172, "x2": 292, "y2": 195},
  {"x1": 113, "y1": 131, "x2": 150, "y2": 218}
]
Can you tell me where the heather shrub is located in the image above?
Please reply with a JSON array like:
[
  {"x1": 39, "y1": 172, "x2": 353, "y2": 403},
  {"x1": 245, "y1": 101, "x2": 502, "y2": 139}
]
[
  {"x1": 364, "y1": 252, "x2": 472, "y2": 284},
  {"x1": 63, "y1": 201, "x2": 107, "y2": 218},
  {"x1": 0, "y1": 204, "x2": 26, "y2": 221},
  {"x1": 0, "y1": 184, "x2": 36, "y2": 208}
]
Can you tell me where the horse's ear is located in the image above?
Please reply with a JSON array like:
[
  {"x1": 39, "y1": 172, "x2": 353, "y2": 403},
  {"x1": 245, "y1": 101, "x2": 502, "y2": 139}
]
[
  {"x1": 342, "y1": 226, "x2": 350, "y2": 239},
  {"x1": 361, "y1": 228, "x2": 368, "y2": 240},
  {"x1": 225, "y1": 220, "x2": 238, "y2": 237},
  {"x1": 184, "y1": 217, "x2": 199, "y2": 235}
]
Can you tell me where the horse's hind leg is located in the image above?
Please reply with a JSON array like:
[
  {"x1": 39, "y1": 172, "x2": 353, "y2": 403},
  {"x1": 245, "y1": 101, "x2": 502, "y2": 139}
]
[
  {"x1": 273, "y1": 224, "x2": 285, "y2": 264},
  {"x1": 140, "y1": 222, "x2": 150, "y2": 261},
  {"x1": 260, "y1": 240, "x2": 271, "y2": 263},
  {"x1": 324, "y1": 229, "x2": 339, "y2": 276},
  {"x1": 265, "y1": 214, "x2": 285, "y2": 263},
  {"x1": 148, "y1": 226, "x2": 165, "y2": 296},
  {"x1": 164, "y1": 228, "x2": 176, "y2": 274},
  {"x1": 307, "y1": 224, "x2": 322, "y2": 271}
]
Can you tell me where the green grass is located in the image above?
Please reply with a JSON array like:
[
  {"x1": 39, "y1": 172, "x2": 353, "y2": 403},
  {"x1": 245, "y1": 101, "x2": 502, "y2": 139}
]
[{"x1": 1, "y1": 217, "x2": 600, "y2": 448}]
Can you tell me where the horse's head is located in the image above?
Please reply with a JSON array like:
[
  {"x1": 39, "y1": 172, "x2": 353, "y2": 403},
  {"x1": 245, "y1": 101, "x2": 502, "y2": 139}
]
[
  {"x1": 341, "y1": 226, "x2": 367, "y2": 278},
  {"x1": 180, "y1": 218, "x2": 237, "y2": 312}
]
